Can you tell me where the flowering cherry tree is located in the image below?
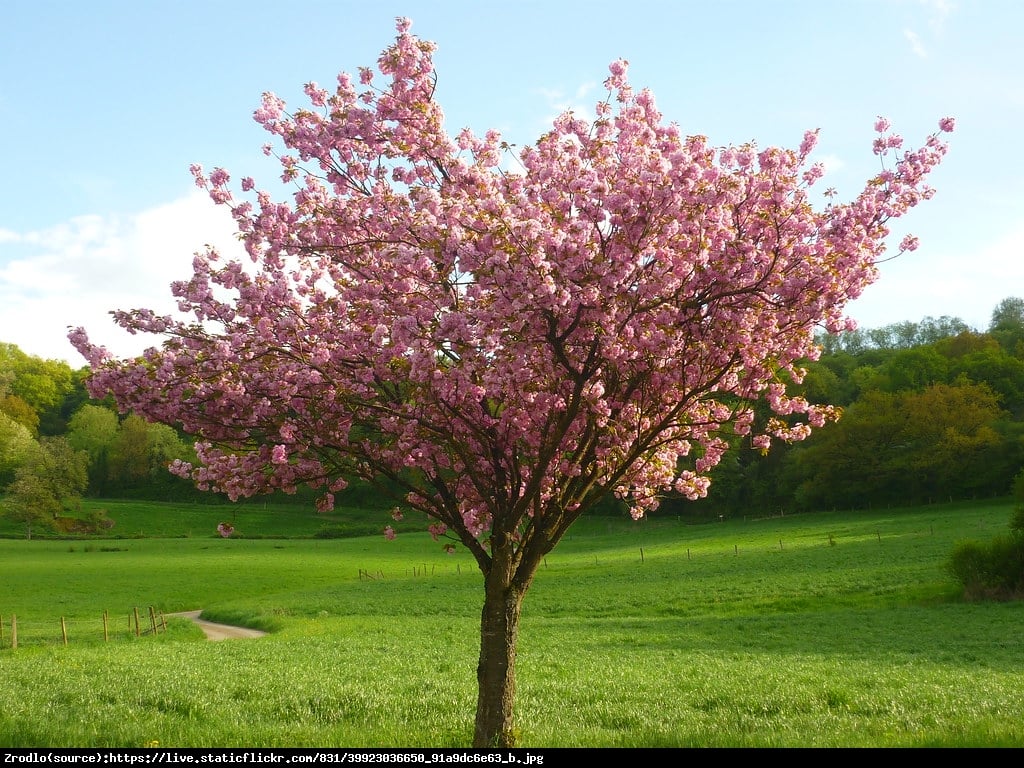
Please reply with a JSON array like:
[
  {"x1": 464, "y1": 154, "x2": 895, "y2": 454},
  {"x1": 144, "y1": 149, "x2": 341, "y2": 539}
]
[{"x1": 70, "y1": 19, "x2": 952, "y2": 747}]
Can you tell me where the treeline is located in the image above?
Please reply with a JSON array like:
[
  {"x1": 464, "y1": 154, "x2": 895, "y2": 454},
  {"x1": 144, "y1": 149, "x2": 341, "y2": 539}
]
[
  {"x1": 0, "y1": 343, "x2": 203, "y2": 536},
  {"x1": 678, "y1": 297, "x2": 1024, "y2": 517},
  {"x1": 3, "y1": 297, "x2": 1024, "y2": 531}
]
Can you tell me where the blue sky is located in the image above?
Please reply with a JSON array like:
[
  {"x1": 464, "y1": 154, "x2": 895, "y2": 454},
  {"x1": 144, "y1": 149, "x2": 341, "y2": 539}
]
[{"x1": 1, "y1": 0, "x2": 1021, "y2": 363}]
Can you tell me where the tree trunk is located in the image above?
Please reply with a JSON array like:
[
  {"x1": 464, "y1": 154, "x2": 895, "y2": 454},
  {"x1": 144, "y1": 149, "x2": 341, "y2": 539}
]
[{"x1": 473, "y1": 570, "x2": 525, "y2": 747}]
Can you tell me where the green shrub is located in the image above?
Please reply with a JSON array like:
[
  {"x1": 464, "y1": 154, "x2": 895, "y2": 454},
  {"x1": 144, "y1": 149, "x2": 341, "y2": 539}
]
[
  {"x1": 948, "y1": 534, "x2": 1024, "y2": 600},
  {"x1": 1009, "y1": 467, "x2": 1024, "y2": 533},
  {"x1": 1009, "y1": 505, "x2": 1024, "y2": 535}
]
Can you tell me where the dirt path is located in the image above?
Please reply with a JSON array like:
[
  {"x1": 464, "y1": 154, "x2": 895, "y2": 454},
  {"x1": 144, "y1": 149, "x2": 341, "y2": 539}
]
[{"x1": 169, "y1": 610, "x2": 268, "y2": 641}]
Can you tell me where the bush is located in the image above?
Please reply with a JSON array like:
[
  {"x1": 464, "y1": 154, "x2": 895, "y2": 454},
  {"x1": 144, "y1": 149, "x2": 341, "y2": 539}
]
[
  {"x1": 52, "y1": 509, "x2": 115, "y2": 535},
  {"x1": 1010, "y1": 505, "x2": 1024, "y2": 535},
  {"x1": 948, "y1": 534, "x2": 1024, "y2": 600},
  {"x1": 1010, "y1": 468, "x2": 1024, "y2": 532}
]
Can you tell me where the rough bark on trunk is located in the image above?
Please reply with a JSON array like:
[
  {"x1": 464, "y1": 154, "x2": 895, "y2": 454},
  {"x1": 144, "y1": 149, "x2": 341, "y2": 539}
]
[{"x1": 473, "y1": 570, "x2": 525, "y2": 747}]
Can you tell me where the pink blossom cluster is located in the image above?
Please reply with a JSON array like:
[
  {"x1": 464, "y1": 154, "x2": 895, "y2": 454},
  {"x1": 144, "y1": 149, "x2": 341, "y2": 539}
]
[{"x1": 71, "y1": 19, "x2": 951, "y2": 562}]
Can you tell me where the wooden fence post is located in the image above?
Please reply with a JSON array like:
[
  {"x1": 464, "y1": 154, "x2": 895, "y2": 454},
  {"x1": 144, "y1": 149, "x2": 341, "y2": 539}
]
[
  {"x1": 11, "y1": 614, "x2": 17, "y2": 649},
  {"x1": 133, "y1": 607, "x2": 141, "y2": 637},
  {"x1": 148, "y1": 607, "x2": 157, "y2": 635},
  {"x1": 61, "y1": 617, "x2": 68, "y2": 645},
  {"x1": 103, "y1": 611, "x2": 109, "y2": 642}
]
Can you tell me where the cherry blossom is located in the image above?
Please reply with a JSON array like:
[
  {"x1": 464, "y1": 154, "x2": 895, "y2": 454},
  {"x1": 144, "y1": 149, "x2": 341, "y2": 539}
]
[{"x1": 70, "y1": 18, "x2": 950, "y2": 747}]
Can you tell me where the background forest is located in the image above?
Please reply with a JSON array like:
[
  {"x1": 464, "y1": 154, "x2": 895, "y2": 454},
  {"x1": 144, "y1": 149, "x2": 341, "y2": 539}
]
[{"x1": 4, "y1": 295, "x2": 1024, "y2": 533}]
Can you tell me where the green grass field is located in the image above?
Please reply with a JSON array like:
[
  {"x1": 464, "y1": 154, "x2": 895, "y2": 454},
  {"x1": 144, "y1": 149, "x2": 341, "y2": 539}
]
[{"x1": 1, "y1": 498, "x2": 1023, "y2": 747}]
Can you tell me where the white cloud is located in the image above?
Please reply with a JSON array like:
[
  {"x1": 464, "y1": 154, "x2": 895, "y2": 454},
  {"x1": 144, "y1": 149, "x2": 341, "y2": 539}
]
[
  {"x1": 921, "y1": 0, "x2": 955, "y2": 33},
  {"x1": 816, "y1": 154, "x2": 845, "y2": 174},
  {"x1": 901, "y1": 0, "x2": 955, "y2": 58},
  {"x1": 847, "y1": 224, "x2": 1024, "y2": 332},
  {"x1": 904, "y1": 28, "x2": 928, "y2": 58},
  {"x1": 0, "y1": 192, "x2": 243, "y2": 364},
  {"x1": 535, "y1": 81, "x2": 599, "y2": 134}
]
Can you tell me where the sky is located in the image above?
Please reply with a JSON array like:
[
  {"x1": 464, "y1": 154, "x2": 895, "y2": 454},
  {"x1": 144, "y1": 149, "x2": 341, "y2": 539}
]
[{"x1": 1, "y1": 0, "x2": 1022, "y2": 365}]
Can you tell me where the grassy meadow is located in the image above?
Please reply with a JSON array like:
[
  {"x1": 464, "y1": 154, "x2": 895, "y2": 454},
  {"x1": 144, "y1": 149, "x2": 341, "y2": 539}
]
[{"x1": 1, "y1": 497, "x2": 1023, "y2": 747}]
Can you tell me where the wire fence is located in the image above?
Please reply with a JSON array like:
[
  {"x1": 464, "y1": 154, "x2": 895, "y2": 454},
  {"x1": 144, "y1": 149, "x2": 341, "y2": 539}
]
[{"x1": 0, "y1": 607, "x2": 169, "y2": 650}]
